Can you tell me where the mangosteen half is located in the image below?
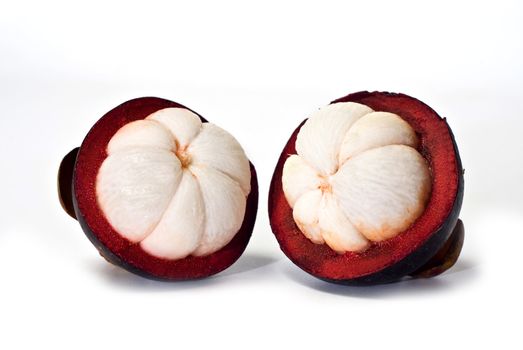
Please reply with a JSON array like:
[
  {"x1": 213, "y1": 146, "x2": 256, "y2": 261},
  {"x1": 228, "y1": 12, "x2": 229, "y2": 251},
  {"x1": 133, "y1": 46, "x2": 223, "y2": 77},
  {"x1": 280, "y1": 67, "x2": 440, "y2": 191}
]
[
  {"x1": 269, "y1": 91, "x2": 464, "y2": 285},
  {"x1": 58, "y1": 97, "x2": 258, "y2": 280}
]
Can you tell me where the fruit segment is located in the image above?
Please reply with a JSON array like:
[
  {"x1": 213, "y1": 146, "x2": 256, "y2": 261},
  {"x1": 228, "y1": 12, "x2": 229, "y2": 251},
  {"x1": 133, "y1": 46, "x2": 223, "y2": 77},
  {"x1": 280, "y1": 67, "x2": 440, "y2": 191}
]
[
  {"x1": 281, "y1": 155, "x2": 321, "y2": 207},
  {"x1": 140, "y1": 171, "x2": 205, "y2": 260},
  {"x1": 189, "y1": 123, "x2": 251, "y2": 195},
  {"x1": 292, "y1": 189, "x2": 324, "y2": 244},
  {"x1": 295, "y1": 102, "x2": 373, "y2": 176},
  {"x1": 332, "y1": 145, "x2": 431, "y2": 242},
  {"x1": 147, "y1": 107, "x2": 202, "y2": 148},
  {"x1": 190, "y1": 165, "x2": 247, "y2": 257},
  {"x1": 97, "y1": 148, "x2": 182, "y2": 242},
  {"x1": 318, "y1": 192, "x2": 369, "y2": 253},
  {"x1": 107, "y1": 119, "x2": 175, "y2": 153},
  {"x1": 339, "y1": 111, "x2": 419, "y2": 163}
]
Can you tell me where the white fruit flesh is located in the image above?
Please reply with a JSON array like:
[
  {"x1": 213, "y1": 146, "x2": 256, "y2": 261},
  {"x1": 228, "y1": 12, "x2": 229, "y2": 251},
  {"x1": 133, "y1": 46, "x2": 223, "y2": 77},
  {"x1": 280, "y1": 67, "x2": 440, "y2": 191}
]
[
  {"x1": 96, "y1": 108, "x2": 251, "y2": 260},
  {"x1": 282, "y1": 103, "x2": 431, "y2": 253}
]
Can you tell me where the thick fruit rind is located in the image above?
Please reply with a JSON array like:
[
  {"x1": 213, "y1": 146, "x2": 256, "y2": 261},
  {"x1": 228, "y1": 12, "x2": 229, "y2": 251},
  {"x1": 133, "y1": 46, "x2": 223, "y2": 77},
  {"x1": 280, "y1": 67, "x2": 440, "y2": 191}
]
[
  {"x1": 269, "y1": 91, "x2": 464, "y2": 285},
  {"x1": 70, "y1": 97, "x2": 258, "y2": 281}
]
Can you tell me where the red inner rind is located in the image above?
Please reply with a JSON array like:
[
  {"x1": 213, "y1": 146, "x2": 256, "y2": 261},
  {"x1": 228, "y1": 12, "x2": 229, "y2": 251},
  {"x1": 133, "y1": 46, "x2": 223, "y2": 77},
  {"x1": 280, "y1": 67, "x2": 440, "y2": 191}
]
[
  {"x1": 74, "y1": 97, "x2": 258, "y2": 279},
  {"x1": 269, "y1": 91, "x2": 459, "y2": 280}
]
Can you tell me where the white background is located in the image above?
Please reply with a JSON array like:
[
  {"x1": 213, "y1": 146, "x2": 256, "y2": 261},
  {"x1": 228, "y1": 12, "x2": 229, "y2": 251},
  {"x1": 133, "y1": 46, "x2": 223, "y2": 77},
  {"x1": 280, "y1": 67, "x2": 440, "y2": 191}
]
[{"x1": 1, "y1": 0, "x2": 522, "y2": 349}]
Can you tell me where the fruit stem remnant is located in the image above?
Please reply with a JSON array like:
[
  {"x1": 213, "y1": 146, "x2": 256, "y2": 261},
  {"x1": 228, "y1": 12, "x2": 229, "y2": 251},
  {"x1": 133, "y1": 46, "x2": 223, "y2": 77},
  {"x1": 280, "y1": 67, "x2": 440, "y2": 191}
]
[
  {"x1": 410, "y1": 219, "x2": 465, "y2": 278},
  {"x1": 58, "y1": 147, "x2": 79, "y2": 220}
]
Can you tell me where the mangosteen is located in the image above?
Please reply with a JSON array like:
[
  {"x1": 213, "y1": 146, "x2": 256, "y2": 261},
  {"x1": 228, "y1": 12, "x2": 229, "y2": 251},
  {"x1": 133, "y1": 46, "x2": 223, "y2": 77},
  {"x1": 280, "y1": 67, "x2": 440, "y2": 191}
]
[
  {"x1": 269, "y1": 91, "x2": 464, "y2": 285},
  {"x1": 58, "y1": 97, "x2": 258, "y2": 280}
]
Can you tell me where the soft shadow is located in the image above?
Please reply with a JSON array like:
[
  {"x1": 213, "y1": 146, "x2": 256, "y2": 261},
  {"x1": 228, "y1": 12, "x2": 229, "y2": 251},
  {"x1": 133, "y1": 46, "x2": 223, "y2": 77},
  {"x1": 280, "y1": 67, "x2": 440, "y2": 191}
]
[
  {"x1": 89, "y1": 261, "x2": 221, "y2": 291},
  {"x1": 445, "y1": 258, "x2": 476, "y2": 274},
  {"x1": 87, "y1": 252, "x2": 279, "y2": 291},
  {"x1": 218, "y1": 253, "x2": 279, "y2": 277},
  {"x1": 284, "y1": 257, "x2": 480, "y2": 299}
]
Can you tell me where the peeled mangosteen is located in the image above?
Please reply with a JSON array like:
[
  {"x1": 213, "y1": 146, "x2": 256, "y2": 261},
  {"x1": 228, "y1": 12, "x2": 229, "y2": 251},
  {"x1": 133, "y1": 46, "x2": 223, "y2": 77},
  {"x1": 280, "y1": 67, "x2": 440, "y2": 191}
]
[
  {"x1": 58, "y1": 97, "x2": 258, "y2": 280},
  {"x1": 269, "y1": 91, "x2": 464, "y2": 285}
]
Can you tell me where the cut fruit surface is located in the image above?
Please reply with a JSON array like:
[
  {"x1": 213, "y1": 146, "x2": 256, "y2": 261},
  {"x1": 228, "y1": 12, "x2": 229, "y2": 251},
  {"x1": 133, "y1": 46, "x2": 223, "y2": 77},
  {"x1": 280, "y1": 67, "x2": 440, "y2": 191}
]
[
  {"x1": 71, "y1": 97, "x2": 258, "y2": 280},
  {"x1": 96, "y1": 108, "x2": 250, "y2": 259},
  {"x1": 282, "y1": 103, "x2": 432, "y2": 252},
  {"x1": 269, "y1": 91, "x2": 464, "y2": 285}
]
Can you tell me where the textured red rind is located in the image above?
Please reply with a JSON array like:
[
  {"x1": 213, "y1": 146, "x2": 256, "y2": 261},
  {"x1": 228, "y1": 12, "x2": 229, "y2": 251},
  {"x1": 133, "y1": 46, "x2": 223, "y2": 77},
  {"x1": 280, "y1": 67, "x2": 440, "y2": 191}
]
[
  {"x1": 73, "y1": 97, "x2": 258, "y2": 280},
  {"x1": 269, "y1": 91, "x2": 463, "y2": 284}
]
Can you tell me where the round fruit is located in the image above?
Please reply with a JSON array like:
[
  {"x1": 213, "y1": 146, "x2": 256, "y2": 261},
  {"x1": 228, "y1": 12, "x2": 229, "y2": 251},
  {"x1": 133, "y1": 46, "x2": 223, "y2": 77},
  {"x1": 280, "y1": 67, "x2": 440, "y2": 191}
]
[
  {"x1": 269, "y1": 91, "x2": 464, "y2": 285},
  {"x1": 59, "y1": 97, "x2": 258, "y2": 280}
]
